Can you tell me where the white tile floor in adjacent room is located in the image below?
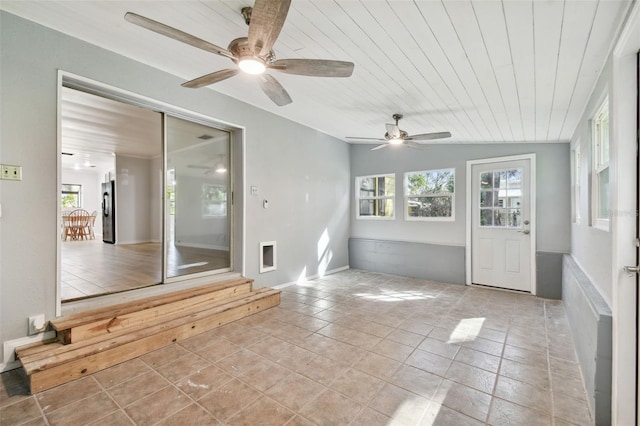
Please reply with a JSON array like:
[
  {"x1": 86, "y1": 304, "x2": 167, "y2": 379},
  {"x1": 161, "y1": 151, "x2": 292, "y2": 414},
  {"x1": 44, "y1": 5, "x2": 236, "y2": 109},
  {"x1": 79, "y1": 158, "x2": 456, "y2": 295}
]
[{"x1": 0, "y1": 270, "x2": 593, "y2": 425}]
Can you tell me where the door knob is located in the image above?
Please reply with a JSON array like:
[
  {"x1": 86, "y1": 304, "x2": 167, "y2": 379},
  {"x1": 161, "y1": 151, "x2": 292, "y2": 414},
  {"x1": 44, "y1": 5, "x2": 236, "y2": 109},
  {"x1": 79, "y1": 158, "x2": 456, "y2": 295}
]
[
  {"x1": 623, "y1": 265, "x2": 640, "y2": 274},
  {"x1": 518, "y1": 229, "x2": 530, "y2": 235},
  {"x1": 523, "y1": 220, "x2": 530, "y2": 225}
]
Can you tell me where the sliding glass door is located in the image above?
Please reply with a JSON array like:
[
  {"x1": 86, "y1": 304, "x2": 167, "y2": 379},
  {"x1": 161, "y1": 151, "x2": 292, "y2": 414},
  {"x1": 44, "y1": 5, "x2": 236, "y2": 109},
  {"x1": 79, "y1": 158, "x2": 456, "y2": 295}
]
[{"x1": 165, "y1": 116, "x2": 232, "y2": 279}]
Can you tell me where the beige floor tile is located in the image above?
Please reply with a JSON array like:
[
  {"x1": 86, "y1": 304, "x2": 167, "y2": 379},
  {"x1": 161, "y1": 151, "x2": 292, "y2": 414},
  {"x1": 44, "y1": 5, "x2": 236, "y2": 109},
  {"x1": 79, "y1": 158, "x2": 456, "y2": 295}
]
[
  {"x1": 285, "y1": 415, "x2": 317, "y2": 426},
  {"x1": 124, "y1": 386, "x2": 190, "y2": 426},
  {"x1": 502, "y1": 344, "x2": 548, "y2": 370},
  {"x1": 420, "y1": 402, "x2": 485, "y2": 426},
  {"x1": 154, "y1": 351, "x2": 211, "y2": 383},
  {"x1": 329, "y1": 368, "x2": 385, "y2": 405},
  {"x1": 455, "y1": 347, "x2": 501, "y2": 373},
  {"x1": 419, "y1": 337, "x2": 461, "y2": 359},
  {"x1": 350, "y1": 407, "x2": 390, "y2": 426},
  {"x1": 175, "y1": 365, "x2": 234, "y2": 400},
  {"x1": 93, "y1": 358, "x2": 152, "y2": 389},
  {"x1": 139, "y1": 344, "x2": 190, "y2": 368},
  {"x1": 499, "y1": 358, "x2": 551, "y2": 390},
  {"x1": 299, "y1": 389, "x2": 362, "y2": 425},
  {"x1": 298, "y1": 354, "x2": 350, "y2": 386},
  {"x1": 88, "y1": 410, "x2": 134, "y2": 425},
  {"x1": 155, "y1": 404, "x2": 221, "y2": 425},
  {"x1": 194, "y1": 338, "x2": 242, "y2": 363},
  {"x1": 370, "y1": 338, "x2": 415, "y2": 362},
  {"x1": 107, "y1": 371, "x2": 169, "y2": 407},
  {"x1": 36, "y1": 376, "x2": 102, "y2": 413},
  {"x1": 390, "y1": 365, "x2": 443, "y2": 400},
  {"x1": 406, "y1": 348, "x2": 452, "y2": 376},
  {"x1": 197, "y1": 378, "x2": 261, "y2": 421},
  {"x1": 46, "y1": 392, "x2": 119, "y2": 426},
  {"x1": 227, "y1": 396, "x2": 295, "y2": 426},
  {"x1": 353, "y1": 351, "x2": 402, "y2": 380},
  {"x1": 487, "y1": 397, "x2": 552, "y2": 426},
  {"x1": 0, "y1": 398, "x2": 42, "y2": 425},
  {"x1": 445, "y1": 361, "x2": 497, "y2": 394},
  {"x1": 265, "y1": 373, "x2": 325, "y2": 411},
  {"x1": 553, "y1": 392, "x2": 594, "y2": 425},
  {"x1": 434, "y1": 379, "x2": 492, "y2": 422},
  {"x1": 386, "y1": 328, "x2": 426, "y2": 347},
  {"x1": 494, "y1": 375, "x2": 552, "y2": 414}
]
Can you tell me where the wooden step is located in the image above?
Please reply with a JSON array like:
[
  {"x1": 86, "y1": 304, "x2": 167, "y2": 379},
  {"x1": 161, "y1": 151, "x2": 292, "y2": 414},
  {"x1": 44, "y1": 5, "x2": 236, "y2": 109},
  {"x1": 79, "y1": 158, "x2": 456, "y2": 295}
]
[
  {"x1": 17, "y1": 284, "x2": 280, "y2": 393},
  {"x1": 51, "y1": 278, "x2": 253, "y2": 344}
]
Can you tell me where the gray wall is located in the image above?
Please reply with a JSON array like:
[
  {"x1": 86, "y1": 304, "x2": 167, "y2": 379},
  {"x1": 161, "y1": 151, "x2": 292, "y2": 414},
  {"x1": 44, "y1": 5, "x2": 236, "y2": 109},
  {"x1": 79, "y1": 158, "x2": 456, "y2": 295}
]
[
  {"x1": 570, "y1": 59, "x2": 613, "y2": 307},
  {"x1": 115, "y1": 155, "x2": 153, "y2": 244},
  {"x1": 350, "y1": 143, "x2": 572, "y2": 286},
  {"x1": 0, "y1": 12, "x2": 350, "y2": 361}
]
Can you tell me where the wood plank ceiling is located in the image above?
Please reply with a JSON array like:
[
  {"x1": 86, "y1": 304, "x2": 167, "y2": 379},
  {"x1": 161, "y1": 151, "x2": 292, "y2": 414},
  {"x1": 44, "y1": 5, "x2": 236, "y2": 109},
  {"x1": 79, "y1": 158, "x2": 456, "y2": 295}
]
[{"x1": 1, "y1": 0, "x2": 632, "y2": 144}]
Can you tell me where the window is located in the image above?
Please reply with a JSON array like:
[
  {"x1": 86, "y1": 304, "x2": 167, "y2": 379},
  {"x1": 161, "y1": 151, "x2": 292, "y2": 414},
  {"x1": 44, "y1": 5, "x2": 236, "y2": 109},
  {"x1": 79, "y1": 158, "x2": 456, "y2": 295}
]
[
  {"x1": 572, "y1": 145, "x2": 581, "y2": 223},
  {"x1": 356, "y1": 174, "x2": 395, "y2": 219},
  {"x1": 592, "y1": 98, "x2": 609, "y2": 229},
  {"x1": 202, "y1": 184, "x2": 227, "y2": 217},
  {"x1": 404, "y1": 168, "x2": 455, "y2": 221},
  {"x1": 479, "y1": 169, "x2": 522, "y2": 228},
  {"x1": 61, "y1": 184, "x2": 81, "y2": 209}
]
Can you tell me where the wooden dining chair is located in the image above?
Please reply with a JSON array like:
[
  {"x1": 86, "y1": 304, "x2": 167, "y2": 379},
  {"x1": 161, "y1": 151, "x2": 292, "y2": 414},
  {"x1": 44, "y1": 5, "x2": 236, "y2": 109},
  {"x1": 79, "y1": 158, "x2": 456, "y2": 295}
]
[
  {"x1": 67, "y1": 209, "x2": 90, "y2": 240},
  {"x1": 88, "y1": 210, "x2": 98, "y2": 239}
]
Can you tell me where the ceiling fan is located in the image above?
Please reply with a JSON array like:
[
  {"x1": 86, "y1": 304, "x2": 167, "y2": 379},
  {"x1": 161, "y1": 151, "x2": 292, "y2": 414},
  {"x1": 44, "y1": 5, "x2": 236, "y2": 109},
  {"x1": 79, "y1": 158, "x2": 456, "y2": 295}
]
[
  {"x1": 346, "y1": 114, "x2": 452, "y2": 150},
  {"x1": 124, "y1": 0, "x2": 354, "y2": 107}
]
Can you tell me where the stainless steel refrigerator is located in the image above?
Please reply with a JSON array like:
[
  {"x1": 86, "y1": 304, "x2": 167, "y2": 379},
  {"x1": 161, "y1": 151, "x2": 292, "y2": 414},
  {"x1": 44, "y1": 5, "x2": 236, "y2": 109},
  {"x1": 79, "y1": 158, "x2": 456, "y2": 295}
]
[{"x1": 102, "y1": 181, "x2": 115, "y2": 244}]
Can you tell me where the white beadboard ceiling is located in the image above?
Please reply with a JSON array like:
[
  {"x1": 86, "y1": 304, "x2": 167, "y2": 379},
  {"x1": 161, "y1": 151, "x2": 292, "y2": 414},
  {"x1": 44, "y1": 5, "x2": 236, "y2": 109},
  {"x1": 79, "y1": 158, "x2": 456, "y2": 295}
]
[{"x1": 1, "y1": 0, "x2": 632, "y2": 145}]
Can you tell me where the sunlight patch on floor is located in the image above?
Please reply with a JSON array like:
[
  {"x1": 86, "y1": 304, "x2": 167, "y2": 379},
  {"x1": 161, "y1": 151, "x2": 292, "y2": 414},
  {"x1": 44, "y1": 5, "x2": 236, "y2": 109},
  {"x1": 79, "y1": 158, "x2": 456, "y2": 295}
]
[
  {"x1": 353, "y1": 289, "x2": 435, "y2": 302},
  {"x1": 448, "y1": 317, "x2": 485, "y2": 343}
]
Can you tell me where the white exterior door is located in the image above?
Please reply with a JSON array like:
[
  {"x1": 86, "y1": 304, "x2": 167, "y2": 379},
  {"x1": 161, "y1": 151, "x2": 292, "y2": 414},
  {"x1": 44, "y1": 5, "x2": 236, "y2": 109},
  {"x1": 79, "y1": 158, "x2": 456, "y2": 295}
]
[{"x1": 471, "y1": 157, "x2": 534, "y2": 292}]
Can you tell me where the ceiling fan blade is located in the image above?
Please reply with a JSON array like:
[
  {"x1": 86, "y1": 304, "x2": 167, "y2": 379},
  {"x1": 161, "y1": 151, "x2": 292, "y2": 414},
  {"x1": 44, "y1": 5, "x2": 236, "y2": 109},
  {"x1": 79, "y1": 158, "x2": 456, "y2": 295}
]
[
  {"x1": 257, "y1": 74, "x2": 292, "y2": 106},
  {"x1": 248, "y1": 0, "x2": 291, "y2": 57},
  {"x1": 406, "y1": 131, "x2": 452, "y2": 141},
  {"x1": 270, "y1": 59, "x2": 354, "y2": 77},
  {"x1": 371, "y1": 144, "x2": 389, "y2": 151},
  {"x1": 124, "y1": 12, "x2": 235, "y2": 59},
  {"x1": 385, "y1": 123, "x2": 401, "y2": 138},
  {"x1": 181, "y1": 69, "x2": 240, "y2": 88},
  {"x1": 345, "y1": 137, "x2": 386, "y2": 142}
]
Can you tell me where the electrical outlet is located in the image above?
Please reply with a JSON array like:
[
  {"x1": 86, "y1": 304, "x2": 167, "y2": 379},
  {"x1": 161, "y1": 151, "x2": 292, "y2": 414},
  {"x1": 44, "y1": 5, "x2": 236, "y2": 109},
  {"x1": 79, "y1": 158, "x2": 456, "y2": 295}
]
[
  {"x1": 28, "y1": 314, "x2": 47, "y2": 335},
  {"x1": 1, "y1": 164, "x2": 22, "y2": 181}
]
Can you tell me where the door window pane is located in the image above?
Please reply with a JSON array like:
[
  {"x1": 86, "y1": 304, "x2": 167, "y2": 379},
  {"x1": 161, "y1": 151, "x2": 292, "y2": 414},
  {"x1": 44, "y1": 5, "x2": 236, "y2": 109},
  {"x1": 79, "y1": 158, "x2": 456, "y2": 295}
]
[{"x1": 479, "y1": 168, "x2": 522, "y2": 228}]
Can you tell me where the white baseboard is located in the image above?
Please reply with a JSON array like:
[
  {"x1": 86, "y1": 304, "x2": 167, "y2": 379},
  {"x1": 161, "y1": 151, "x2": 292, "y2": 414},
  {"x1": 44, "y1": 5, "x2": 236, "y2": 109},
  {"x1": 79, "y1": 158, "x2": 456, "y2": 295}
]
[
  {"x1": 2, "y1": 331, "x2": 56, "y2": 372},
  {"x1": 272, "y1": 265, "x2": 350, "y2": 290},
  {"x1": 175, "y1": 242, "x2": 229, "y2": 251}
]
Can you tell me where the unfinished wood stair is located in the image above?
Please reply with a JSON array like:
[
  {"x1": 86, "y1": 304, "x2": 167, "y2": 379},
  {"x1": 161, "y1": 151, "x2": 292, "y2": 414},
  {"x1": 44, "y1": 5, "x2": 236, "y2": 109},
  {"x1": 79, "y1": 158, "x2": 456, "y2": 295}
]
[{"x1": 16, "y1": 277, "x2": 280, "y2": 393}]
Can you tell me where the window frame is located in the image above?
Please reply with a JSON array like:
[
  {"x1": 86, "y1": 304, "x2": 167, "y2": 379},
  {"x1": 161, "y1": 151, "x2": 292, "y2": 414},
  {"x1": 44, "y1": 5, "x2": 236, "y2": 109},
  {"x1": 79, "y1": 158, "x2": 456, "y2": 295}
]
[
  {"x1": 355, "y1": 173, "x2": 396, "y2": 220},
  {"x1": 61, "y1": 183, "x2": 82, "y2": 209},
  {"x1": 403, "y1": 168, "x2": 455, "y2": 222},
  {"x1": 591, "y1": 97, "x2": 610, "y2": 230},
  {"x1": 572, "y1": 144, "x2": 581, "y2": 224}
]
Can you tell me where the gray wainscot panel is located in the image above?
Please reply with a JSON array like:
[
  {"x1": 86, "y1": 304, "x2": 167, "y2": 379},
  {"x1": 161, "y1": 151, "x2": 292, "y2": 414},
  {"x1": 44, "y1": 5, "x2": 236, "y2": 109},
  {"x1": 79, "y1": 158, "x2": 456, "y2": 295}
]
[
  {"x1": 562, "y1": 254, "x2": 612, "y2": 425},
  {"x1": 536, "y1": 252, "x2": 564, "y2": 299},
  {"x1": 349, "y1": 238, "x2": 466, "y2": 285}
]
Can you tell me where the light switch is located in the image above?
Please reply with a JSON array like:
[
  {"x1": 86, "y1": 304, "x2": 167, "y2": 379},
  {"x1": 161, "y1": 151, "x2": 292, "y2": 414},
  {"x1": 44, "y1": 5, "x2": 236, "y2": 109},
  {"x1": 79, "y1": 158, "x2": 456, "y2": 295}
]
[
  {"x1": 1, "y1": 164, "x2": 22, "y2": 181},
  {"x1": 251, "y1": 186, "x2": 258, "y2": 196}
]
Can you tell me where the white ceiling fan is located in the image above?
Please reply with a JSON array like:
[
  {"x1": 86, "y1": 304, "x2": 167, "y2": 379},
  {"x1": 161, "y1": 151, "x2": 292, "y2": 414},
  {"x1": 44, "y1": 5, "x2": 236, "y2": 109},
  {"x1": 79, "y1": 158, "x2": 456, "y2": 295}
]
[
  {"x1": 346, "y1": 114, "x2": 451, "y2": 150},
  {"x1": 124, "y1": 0, "x2": 354, "y2": 107}
]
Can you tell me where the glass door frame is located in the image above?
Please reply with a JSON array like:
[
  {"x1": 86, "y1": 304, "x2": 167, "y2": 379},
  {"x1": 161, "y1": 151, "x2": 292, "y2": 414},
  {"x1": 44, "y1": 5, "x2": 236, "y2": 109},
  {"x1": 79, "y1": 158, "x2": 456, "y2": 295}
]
[
  {"x1": 162, "y1": 113, "x2": 233, "y2": 283},
  {"x1": 57, "y1": 71, "x2": 240, "y2": 315}
]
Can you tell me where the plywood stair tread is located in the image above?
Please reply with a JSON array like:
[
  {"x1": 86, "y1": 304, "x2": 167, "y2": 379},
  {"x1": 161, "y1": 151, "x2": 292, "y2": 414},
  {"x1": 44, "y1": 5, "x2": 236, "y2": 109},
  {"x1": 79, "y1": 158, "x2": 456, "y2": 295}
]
[
  {"x1": 16, "y1": 278, "x2": 280, "y2": 393},
  {"x1": 50, "y1": 277, "x2": 253, "y2": 332}
]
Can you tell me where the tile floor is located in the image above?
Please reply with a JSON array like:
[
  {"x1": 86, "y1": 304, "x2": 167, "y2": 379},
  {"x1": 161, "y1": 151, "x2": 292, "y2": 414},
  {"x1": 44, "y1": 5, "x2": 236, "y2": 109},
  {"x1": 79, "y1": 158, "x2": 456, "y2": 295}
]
[{"x1": 1, "y1": 270, "x2": 593, "y2": 425}]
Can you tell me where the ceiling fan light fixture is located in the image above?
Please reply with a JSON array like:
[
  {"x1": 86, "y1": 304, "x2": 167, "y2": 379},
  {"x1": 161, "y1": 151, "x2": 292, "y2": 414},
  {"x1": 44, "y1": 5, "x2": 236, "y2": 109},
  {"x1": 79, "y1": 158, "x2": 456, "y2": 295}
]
[
  {"x1": 238, "y1": 58, "x2": 266, "y2": 75},
  {"x1": 389, "y1": 138, "x2": 404, "y2": 145}
]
